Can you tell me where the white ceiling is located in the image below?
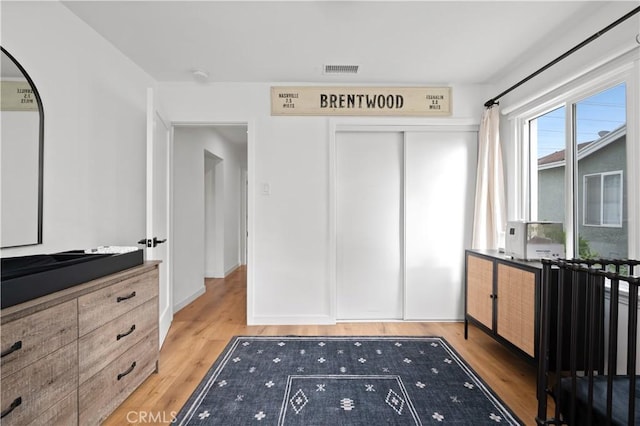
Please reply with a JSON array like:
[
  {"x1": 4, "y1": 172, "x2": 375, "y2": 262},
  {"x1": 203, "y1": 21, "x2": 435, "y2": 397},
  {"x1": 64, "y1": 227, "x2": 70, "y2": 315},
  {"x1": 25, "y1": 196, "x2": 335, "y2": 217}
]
[{"x1": 61, "y1": 1, "x2": 615, "y2": 86}]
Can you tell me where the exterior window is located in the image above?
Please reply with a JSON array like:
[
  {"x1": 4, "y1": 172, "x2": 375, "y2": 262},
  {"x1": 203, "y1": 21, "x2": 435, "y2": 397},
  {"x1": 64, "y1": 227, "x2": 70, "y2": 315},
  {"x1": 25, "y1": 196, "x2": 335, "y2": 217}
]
[
  {"x1": 575, "y1": 84, "x2": 626, "y2": 258},
  {"x1": 529, "y1": 82, "x2": 627, "y2": 259},
  {"x1": 583, "y1": 171, "x2": 623, "y2": 227},
  {"x1": 532, "y1": 106, "x2": 566, "y2": 223}
]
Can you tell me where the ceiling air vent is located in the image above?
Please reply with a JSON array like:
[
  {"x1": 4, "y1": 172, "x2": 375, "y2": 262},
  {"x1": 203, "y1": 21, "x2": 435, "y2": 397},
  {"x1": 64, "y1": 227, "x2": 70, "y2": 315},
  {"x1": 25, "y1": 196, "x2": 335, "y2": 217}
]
[{"x1": 324, "y1": 64, "x2": 359, "y2": 75}]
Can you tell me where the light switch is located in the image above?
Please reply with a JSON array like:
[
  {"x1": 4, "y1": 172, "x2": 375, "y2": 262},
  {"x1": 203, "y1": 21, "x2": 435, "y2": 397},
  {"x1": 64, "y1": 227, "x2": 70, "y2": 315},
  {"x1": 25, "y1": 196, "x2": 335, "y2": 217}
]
[{"x1": 262, "y1": 183, "x2": 271, "y2": 195}]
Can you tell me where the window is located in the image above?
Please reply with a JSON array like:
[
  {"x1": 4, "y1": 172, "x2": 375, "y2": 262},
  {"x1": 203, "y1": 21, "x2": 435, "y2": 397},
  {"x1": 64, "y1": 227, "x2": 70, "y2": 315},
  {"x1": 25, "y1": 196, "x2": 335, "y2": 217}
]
[
  {"x1": 583, "y1": 171, "x2": 623, "y2": 227},
  {"x1": 531, "y1": 106, "x2": 566, "y2": 223},
  {"x1": 526, "y1": 81, "x2": 628, "y2": 259}
]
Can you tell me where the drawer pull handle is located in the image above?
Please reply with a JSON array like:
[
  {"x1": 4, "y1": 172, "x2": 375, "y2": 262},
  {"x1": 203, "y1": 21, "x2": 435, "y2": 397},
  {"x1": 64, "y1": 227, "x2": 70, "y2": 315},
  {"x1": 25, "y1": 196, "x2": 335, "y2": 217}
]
[
  {"x1": 117, "y1": 324, "x2": 136, "y2": 341},
  {"x1": 117, "y1": 361, "x2": 137, "y2": 380},
  {"x1": 117, "y1": 291, "x2": 136, "y2": 303},
  {"x1": 1, "y1": 397, "x2": 22, "y2": 418},
  {"x1": 1, "y1": 341, "x2": 22, "y2": 358}
]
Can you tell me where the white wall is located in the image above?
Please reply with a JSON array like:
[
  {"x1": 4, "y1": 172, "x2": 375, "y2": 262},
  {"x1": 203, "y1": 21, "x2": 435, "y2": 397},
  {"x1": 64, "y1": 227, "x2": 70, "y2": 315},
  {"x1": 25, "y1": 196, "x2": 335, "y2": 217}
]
[
  {"x1": 160, "y1": 82, "x2": 489, "y2": 324},
  {"x1": 1, "y1": 0, "x2": 490, "y2": 325},
  {"x1": 204, "y1": 152, "x2": 223, "y2": 277},
  {"x1": 604, "y1": 289, "x2": 640, "y2": 375},
  {"x1": 172, "y1": 126, "x2": 246, "y2": 311},
  {"x1": 0, "y1": 1, "x2": 154, "y2": 257},
  {"x1": 8, "y1": 1, "x2": 630, "y2": 326}
]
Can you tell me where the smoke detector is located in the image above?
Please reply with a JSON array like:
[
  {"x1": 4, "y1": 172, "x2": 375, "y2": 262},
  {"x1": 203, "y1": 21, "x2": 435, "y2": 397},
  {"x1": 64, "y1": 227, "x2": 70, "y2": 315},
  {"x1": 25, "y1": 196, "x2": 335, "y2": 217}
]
[
  {"x1": 192, "y1": 69, "x2": 209, "y2": 83},
  {"x1": 323, "y1": 64, "x2": 359, "y2": 75}
]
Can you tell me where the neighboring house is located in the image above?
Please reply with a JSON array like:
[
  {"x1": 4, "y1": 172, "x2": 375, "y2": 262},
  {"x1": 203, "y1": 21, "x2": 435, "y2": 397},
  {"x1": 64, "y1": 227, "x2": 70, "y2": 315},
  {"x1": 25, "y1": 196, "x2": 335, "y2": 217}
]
[{"x1": 538, "y1": 125, "x2": 627, "y2": 258}]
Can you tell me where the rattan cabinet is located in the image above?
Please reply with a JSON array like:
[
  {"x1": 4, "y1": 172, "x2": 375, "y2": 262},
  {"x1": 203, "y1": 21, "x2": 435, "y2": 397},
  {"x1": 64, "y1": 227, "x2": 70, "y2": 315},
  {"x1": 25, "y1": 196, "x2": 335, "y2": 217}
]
[{"x1": 464, "y1": 249, "x2": 541, "y2": 361}]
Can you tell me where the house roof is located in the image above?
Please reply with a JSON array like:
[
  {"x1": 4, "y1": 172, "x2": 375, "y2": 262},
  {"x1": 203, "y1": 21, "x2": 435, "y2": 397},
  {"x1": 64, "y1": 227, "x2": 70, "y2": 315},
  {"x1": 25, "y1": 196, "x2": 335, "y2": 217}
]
[
  {"x1": 537, "y1": 125, "x2": 626, "y2": 170},
  {"x1": 538, "y1": 141, "x2": 593, "y2": 165}
]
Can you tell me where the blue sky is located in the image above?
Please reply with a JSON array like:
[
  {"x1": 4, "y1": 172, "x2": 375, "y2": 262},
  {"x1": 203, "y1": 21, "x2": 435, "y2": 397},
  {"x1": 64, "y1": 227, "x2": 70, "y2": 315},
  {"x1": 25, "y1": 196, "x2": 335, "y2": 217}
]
[{"x1": 535, "y1": 83, "x2": 626, "y2": 158}]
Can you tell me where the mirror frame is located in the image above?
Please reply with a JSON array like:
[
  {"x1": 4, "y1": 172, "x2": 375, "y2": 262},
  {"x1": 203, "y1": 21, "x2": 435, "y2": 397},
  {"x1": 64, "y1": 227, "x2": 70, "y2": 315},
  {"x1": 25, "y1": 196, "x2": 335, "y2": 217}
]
[{"x1": 1, "y1": 46, "x2": 44, "y2": 247}]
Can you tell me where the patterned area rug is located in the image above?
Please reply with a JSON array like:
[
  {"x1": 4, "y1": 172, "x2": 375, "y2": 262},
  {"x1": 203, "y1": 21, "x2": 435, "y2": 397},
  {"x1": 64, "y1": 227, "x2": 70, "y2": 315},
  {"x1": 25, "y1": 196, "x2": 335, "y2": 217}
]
[{"x1": 175, "y1": 336, "x2": 522, "y2": 425}]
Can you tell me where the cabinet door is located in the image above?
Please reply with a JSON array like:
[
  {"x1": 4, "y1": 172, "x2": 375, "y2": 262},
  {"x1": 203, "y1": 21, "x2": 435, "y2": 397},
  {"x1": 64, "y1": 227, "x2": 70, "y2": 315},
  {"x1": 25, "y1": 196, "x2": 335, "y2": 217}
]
[
  {"x1": 497, "y1": 264, "x2": 536, "y2": 357},
  {"x1": 466, "y1": 254, "x2": 493, "y2": 329}
]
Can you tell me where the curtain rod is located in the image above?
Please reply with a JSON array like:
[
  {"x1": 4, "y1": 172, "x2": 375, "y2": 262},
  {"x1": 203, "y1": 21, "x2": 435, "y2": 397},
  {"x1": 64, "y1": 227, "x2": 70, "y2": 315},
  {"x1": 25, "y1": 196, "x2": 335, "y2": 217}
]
[{"x1": 484, "y1": 6, "x2": 640, "y2": 108}]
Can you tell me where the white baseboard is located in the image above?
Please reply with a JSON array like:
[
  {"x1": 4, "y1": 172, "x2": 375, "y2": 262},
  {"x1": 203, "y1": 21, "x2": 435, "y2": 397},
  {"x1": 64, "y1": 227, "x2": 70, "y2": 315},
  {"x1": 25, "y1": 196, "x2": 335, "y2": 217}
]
[
  {"x1": 247, "y1": 314, "x2": 336, "y2": 325},
  {"x1": 225, "y1": 263, "x2": 241, "y2": 277},
  {"x1": 173, "y1": 286, "x2": 206, "y2": 313},
  {"x1": 336, "y1": 318, "x2": 464, "y2": 323}
]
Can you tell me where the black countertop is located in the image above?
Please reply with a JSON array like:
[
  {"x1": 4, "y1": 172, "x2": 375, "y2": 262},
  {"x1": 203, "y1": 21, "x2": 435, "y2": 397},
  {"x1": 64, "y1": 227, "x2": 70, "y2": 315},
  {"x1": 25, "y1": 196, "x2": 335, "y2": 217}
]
[{"x1": 466, "y1": 248, "x2": 546, "y2": 270}]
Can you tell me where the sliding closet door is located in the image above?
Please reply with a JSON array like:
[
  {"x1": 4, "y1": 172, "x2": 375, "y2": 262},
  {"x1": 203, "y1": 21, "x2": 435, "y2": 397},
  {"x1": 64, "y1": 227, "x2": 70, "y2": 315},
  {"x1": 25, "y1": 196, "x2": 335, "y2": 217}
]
[
  {"x1": 336, "y1": 131, "x2": 403, "y2": 320},
  {"x1": 404, "y1": 130, "x2": 477, "y2": 320}
]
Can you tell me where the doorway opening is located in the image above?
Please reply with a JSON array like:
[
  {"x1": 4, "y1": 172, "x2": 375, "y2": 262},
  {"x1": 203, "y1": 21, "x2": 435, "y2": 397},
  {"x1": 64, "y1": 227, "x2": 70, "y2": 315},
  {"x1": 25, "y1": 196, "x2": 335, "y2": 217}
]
[{"x1": 172, "y1": 123, "x2": 248, "y2": 311}]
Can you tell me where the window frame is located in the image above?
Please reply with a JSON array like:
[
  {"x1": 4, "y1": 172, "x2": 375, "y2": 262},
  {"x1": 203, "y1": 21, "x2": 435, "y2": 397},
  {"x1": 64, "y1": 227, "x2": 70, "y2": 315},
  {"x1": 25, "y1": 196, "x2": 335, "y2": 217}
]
[
  {"x1": 582, "y1": 170, "x2": 623, "y2": 228},
  {"x1": 507, "y1": 51, "x2": 638, "y2": 259}
]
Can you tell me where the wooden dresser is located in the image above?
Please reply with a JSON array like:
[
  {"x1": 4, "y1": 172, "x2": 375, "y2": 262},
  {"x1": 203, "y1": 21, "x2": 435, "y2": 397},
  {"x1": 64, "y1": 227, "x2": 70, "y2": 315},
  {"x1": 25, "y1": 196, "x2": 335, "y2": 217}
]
[{"x1": 1, "y1": 262, "x2": 159, "y2": 425}]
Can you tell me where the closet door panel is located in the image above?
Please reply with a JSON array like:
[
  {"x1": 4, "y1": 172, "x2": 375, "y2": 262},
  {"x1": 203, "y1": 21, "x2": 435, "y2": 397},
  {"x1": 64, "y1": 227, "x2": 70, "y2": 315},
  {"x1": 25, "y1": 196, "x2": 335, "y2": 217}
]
[
  {"x1": 336, "y1": 131, "x2": 403, "y2": 320},
  {"x1": 404, "y1": 130, "x2": 477, "y2": 320}
]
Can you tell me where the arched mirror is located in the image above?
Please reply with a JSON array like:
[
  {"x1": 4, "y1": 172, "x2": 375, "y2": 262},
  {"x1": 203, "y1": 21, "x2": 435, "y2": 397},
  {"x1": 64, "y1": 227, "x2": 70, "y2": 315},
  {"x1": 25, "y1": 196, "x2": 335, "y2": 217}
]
[{"x1": 1, "y1": 47, "x2": 44, "y2": 247}]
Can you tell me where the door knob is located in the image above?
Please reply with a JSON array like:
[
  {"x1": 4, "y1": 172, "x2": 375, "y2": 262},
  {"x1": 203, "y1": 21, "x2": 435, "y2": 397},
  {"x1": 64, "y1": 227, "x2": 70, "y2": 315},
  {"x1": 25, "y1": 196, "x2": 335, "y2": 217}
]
[{"x1": 137, "y1": 237, "x2": 167, "y2": 248}]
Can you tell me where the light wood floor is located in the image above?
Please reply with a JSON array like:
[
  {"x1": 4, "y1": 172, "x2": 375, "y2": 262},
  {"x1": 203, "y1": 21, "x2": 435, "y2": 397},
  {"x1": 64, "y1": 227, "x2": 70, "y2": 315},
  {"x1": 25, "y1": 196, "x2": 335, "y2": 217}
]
[{"x1": 105, "y1": 266, "x2": 540, "y2": 425}]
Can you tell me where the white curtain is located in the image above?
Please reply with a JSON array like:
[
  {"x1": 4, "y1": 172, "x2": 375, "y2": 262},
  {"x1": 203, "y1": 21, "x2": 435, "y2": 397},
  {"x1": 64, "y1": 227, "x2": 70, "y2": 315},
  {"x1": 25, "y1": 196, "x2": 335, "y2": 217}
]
[{"x1": 472, "y1": 105, "x2": 506, "y2": 250}]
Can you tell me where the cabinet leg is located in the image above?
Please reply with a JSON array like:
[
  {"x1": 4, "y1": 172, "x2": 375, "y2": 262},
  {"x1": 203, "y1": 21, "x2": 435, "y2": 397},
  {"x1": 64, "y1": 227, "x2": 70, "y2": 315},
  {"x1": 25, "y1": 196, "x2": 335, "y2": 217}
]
[{"x1": 464, "y1": 319, "x2": 468, "y2": 339}]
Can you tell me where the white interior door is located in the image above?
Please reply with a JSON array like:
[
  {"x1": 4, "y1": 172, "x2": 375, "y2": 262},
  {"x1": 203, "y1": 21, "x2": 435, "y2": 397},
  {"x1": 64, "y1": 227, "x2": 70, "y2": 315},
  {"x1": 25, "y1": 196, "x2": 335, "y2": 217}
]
[
  {"x1": 336, "y1": 131, "x2": 403, "y2": 320},
  {"x1": 146, "y1": 88, "x2": 172, "y2": 348}
]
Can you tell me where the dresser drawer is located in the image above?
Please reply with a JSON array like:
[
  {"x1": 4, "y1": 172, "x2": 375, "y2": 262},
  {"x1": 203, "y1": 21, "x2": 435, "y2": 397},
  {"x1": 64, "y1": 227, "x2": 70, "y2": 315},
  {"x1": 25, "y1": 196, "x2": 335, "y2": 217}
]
[
  {"x1": 78, "y1": 268, "x2": 158, "y2": 336},
  {"x1": 1, "y1": 299, "x2": 77, "y2": 379},
  {"x1": 79, "y1": 331, "x2": 158, "y2": 425},
  {"x1": 28, "y1": 392, "x2": 77, "y2": 426},
  {"x1": 79, "y1": 297, "x2": 158, "y2": 383},
  {"x1": 0, "y1": 342, "x2": 77, "y2": 426}
]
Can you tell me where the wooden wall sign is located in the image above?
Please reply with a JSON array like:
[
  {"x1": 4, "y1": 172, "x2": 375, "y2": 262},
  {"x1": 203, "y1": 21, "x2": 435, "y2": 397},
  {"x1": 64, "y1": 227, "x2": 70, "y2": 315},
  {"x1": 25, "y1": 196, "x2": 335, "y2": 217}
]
[
  {"x1": 1, "y1": 81, "x2": 38, "y2": 111},
  {"x1": 271, "y1": 86, "x2": 451, "y2": 116}
]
